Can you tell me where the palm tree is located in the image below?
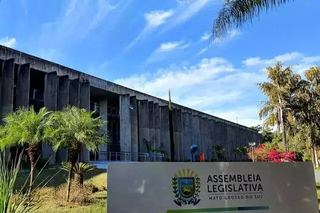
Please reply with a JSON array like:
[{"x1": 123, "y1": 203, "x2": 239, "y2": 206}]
[
  {"x1": 212, "y1": 0, "x2": 294, "y2": 38},
  {"x1": 45, "y1": 106, "x2": 107, "y2": 202},
  {"x1": 61, "y1": 162, "x2": 97, "y2": 188},
  {"x1": 289, "y1": 66, "x2": 320, "y2": 167},
  {"x1": 0, "y1": 106, "x2": 51, "y2": 191},
  {"x1": 258, "y1": 62, "x2": 300, "y2": 152}
]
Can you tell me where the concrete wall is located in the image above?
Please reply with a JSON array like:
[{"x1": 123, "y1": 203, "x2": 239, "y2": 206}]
[
  {"x1": 0, "y1": 45, "x2": 262, "y2": 163},
  {"x1": 16, "y1": 63, "x2": 30, "y2": 109},
  {"x1": 0, "y1": 45, "x2": 258, "y2": 136}
]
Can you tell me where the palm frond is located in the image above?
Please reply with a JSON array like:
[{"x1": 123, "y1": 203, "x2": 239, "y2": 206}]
[{"x1": 212, "y1": 0, "x2": 293, "y2": 38}]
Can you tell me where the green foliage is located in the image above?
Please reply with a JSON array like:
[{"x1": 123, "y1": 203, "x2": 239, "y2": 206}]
[
  {"x1": 0, "y1": 152, "x2": 51, "y2": 213},
  {"x1": 212, "y1": 145, "x2": 224, "y2": 161},
  {"x1": 212, "y1": 0, "x2": 293, "y2": 38},
  {"x1": 0, "y1": 106, "x2": 51, "y2": 150},
  {"x1": 61, "y1": 162, "x2": 97, "y2": 175},
  {"x1": 44, "y1": 106, "x2": 108, "y2": 152},
  {"x1": 250, "y1": 125, "x2": 275, "y2": 143}
]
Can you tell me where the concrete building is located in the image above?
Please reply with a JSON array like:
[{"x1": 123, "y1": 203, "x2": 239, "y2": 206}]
[{"x1": 0, "y1": 45, "x2": 261, "y2": 163}]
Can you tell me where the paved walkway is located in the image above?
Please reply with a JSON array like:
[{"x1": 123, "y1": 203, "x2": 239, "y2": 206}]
[{"x1": 315, "y1": 170, "x2": 320, "y2": 182}]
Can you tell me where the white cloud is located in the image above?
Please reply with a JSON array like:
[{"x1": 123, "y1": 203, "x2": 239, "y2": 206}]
[
  {"x1": 201, "y1": 32, "x2": 211, "y2": 41},
  {"x1": 115, "y1": 57, "x2": 264, "y2": 122},
  {"x1": 145, "y1": 10, "x2": 174, "y2": 27},
  {"x1": 196, "y1": 47, "x2": 208, "y2": 56},
  {"x1": 0, "y1": 37, "x2": 17, "y2": 48},
  {"x1": 115, "y1": 52, "x2": 320, "y2": 128},
  {"x1": 207, "y1": 106, "x2": 262, "y2": 127},
  {"x1": 40, "y1": 0, "x2": 126, "y2": 49},
  {"x1": 159, "y1": 41, "x2": 183, "y2": 51},
  {"x1": 125, "y1": 10, "x2": 174, "y2": 51},
  {"x1": 147, "y1": 41, "x2": 190, "y2": 63},
  {"x1": 163, "y1": 0, "x2": 209, "y2": 33},
  {"x1": 242, "y1": 52, "x2": 302, "y2": 67}
]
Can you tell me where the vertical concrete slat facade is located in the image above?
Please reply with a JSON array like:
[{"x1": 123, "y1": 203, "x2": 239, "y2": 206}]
[
  {"x1": 99, "y1": 99, "x2": 108, "y2": 161},
  {"x1": 148, "y1": 102, "x2": 155, "y2": 152},
  {"x1": 119, "y1": 94, "x2": 131, "y2": 156},
  {"x1": 56, "y1": 75, "x2": 70, "y2": 163},
  {"x1": 138, "y1": 100, "x2": 149, "y2": 154},
  {"x1": 43, "y1": 72, "x2": 58, "y2": 164},
  {"x1": 1, "y1": 59, "x2": 15, "y2": 116},
  {"x1": 160, "y1": 106, "x2": 170, "y2": 159},
  {"x1": 173, "y1": 109, "x2": 179, "y2": 161},
  {"x1": 176, "y1": 109, "x2": 182, "y2": 162},
  {"x1": 80, "y1": 80, "x2": 90, "y2": 110},
  {"x1": 208, "y1": 119, "x2": 215, "y2": 160},
  {"x1": 130, "y1": 96, "x2": 138, "y2": 161},
  {"x1": 16, "y1": 63, "x2": 30, "y2": 109},
  {"x1": 181, "y1": 112, "x2": 190, "y2": 161},
  {"x1": 192, "y1": 115, "x2": 200, "y2": 158},
  {"x1": 57, "y1": 75, "x2": 70, "y2": 110},
  {"x1": 69, "y1": 79, "x2": 80, "y2": 107},
  {"x1": 80, "y1": 80, "x2": 90, "y2": 162},
  {"x1": 154, "y1": 103, "x2": 160, "y2": 153}
]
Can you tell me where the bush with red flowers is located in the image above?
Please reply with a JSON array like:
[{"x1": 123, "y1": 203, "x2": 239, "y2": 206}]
[{"x1": 248, "y1": 143, "x2": 296, "y2": 162}]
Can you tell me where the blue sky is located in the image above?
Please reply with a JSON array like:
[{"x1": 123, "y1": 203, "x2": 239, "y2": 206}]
[{"x1": 1, "y1": 0, "x2": 320, "y2": 127}]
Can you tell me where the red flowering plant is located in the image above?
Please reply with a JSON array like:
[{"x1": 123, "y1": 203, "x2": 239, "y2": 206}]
[{"x1": 248, "y1": 142, "x2": 296, "y2": 162}]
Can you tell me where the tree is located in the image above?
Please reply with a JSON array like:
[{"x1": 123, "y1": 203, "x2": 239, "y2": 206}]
[
  {"x1": 0, "y1": 106, "x2": 51, "y2": 192},
  {"x1": 44, "y1": 106, "x2": 107, "y2": 202},
  {"x1": 250, "y1": 125, "x2": 275, "y2": 143},
  {"x1": 289, "y1": 66, "x2": 320, "y2": 167},
  {"x1": 258, "y1": 62, "x2": 300, "y2": 152},
  {"x1": 61, "y1": 162, "x2": 97, "y2": 188},
  {"x1": 212, "y1": 0, "x2": 294, "y2": 38}
]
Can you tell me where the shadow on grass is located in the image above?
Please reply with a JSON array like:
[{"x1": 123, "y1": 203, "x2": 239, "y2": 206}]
[{"x1": 15, "y1": 168, "x2": 106, "y2": 190}]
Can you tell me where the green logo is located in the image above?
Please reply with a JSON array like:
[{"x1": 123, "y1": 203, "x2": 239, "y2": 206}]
[{"x1": 172, "y1": 169, "x2": 201, "y2": 206}]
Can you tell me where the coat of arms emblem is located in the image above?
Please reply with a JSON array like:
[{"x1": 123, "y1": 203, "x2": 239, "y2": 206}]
[{"x1": 171, "y1": 169, "x2": 201, "y2": 206}]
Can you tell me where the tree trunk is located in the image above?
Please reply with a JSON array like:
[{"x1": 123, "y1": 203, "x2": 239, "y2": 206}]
[
  {"x1": 280, "y1": 108, "x2": 288, "y2": 152},
  {"x1": 27, "y1": 143, "x2": 37, "y2": 194},
  {"x1": 66, "y1": 142, "x2": 81, "y2": 202},
  {"x1": 75, "y1": 174, "x2": 84, "y2": 188}
]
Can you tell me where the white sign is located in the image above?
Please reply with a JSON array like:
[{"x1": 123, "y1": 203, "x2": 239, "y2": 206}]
[{"x1": 107, "y1": 162, "x2": 318, "y2": 213}]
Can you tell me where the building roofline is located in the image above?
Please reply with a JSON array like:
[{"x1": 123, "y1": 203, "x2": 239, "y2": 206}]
[{"x1": 0, "y1": 45, "x2": 259, "y2": 133}]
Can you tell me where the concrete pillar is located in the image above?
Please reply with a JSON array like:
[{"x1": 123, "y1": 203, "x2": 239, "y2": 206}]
[
  {"x1": 130, "y1": 96, "x2": 138, "y2": 161},
  {"x1": 208, "y1": 119, "x2": 215, "y2": 161},
  {"x1": 1, "y1": 59, "x2": 15, "y2": 117},
  {"x1": 154, "y1": 103, "x2": 160, "y2": 154},
  {"x1": 173, "y1": 109, "x2": 179, "y2": 161},
  {"x1": 138, "y1": 100, "x2": 149, "y2": 154},
  {"x1": 16, "y1": 63, "x2": 30, "y2": 109},
  {"x1": 43, "y1": 72, "x2": 58, "y2": 164},
  {"x1": 56, "y1": 75, "x2": 70, "y2": 163},
  {"x1": 203, "y1": 117, "x2": 210, "y2": 161},
  {"x1": 79, "y1": 80, "x2": 90, "y2": 162},
  {"x1": 80, "y1": 80, "x2": 90, "y2": 110},
  {"x1": 57, "y1": 75, "x2": 69, "y2": 110},
  {"x1": 199, "y1": 117, "x2": 205, "y2": 156},
  {"x1": 119, "y1": 94, "x2": 131, "y2": 155},
  {"x1": 160, "y1": 106, "x2": 170, "y2": 159},
  {"x1": 182, "y1": 112, "x2": 190, "y2": 161},
  {"x1": 148, "y1": 102, "x2": 155, "y2": 151},
  {"x1": 98, "y1": 99, "x2": 108, "y2": 161},
  {"x1": 69, "y1": 79, "x2": 80, "y2": 107},
  {"x1": 176, "y1": 109, "x2": 182, "y2": 161},
  {"x1": 192, "y1": 115, "x2": 200, "y2": 158}
]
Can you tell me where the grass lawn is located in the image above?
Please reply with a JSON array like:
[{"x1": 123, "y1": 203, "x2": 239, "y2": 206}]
[{"x1": 16, "y1": 168, "x2": 107, "y2": 213}]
